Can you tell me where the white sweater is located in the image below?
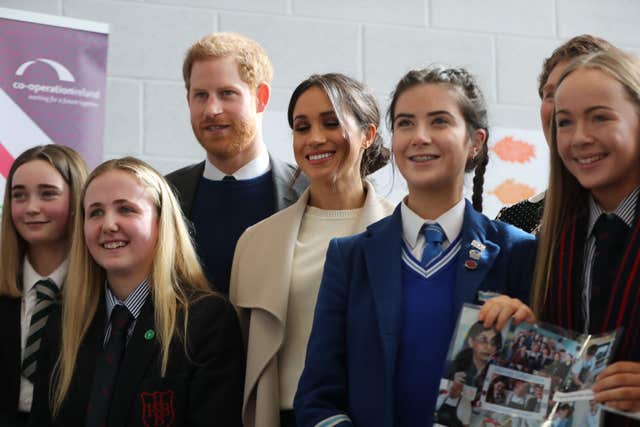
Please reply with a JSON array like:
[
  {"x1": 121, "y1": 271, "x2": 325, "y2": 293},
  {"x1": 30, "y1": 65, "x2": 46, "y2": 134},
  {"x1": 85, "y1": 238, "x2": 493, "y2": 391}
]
[{"x1": 278, "y1": 205, "x2": 362, "y2": 408}]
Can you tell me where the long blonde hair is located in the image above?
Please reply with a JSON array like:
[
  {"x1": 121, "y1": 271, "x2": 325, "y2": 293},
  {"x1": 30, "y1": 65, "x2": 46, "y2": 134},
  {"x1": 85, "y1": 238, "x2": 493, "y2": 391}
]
[
  {"x1": 531, "y1": 48, "x2": 640, "y2": 316},
  {"x1": 52, "y1": 157, "x2": 211, "y2": 415},
  {"x1": 0, "y1": 145, "x2": 88, "y2": 297}
]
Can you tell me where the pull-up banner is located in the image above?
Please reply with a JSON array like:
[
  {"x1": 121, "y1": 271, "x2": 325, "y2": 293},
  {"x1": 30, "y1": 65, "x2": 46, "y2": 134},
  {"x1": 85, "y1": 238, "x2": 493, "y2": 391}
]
[{"x1": 0, "y1": 7, "x2": 109, "y2": 186}]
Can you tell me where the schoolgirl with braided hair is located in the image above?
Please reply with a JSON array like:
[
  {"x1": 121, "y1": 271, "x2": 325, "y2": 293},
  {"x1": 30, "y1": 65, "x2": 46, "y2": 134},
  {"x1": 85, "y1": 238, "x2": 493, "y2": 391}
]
[{"x1": 294, "y1": 66, "x2": 536, "y2": 427}]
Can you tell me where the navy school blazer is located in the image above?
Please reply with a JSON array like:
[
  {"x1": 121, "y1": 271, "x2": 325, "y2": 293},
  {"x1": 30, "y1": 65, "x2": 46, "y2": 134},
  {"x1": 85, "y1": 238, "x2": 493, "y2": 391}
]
[
  {"x1": 29, "y1": 292, "x2": 244, "y2": 427},
  {"x1": 0, "y1": 295, "x2": 24, "y2": 425},
  {"x1": 294, "y1": 201, "x2": 537, "y2": 427}
]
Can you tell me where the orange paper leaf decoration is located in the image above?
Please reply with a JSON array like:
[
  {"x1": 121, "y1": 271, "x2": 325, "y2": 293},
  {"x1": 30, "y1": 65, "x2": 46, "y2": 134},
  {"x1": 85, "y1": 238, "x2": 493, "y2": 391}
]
[
  {"x1": 491, "y1": 136, "x2": 536, "y2": 163},
  {"x1": 491, "y1": 179, "x2": 536, "y2": 205}
]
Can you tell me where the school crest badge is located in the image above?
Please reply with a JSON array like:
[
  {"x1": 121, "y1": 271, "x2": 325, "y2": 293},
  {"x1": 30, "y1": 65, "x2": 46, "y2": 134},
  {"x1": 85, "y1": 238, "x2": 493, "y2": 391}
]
[{"x1": 140, "y1": 390, "x2": 175, "y2": 427}]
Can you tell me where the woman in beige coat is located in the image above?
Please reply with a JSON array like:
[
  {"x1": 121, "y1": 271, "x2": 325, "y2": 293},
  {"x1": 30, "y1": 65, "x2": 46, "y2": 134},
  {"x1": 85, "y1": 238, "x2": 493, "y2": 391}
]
[{"x1": 229, "y1": 73, "x2": 393, "y2": 427}]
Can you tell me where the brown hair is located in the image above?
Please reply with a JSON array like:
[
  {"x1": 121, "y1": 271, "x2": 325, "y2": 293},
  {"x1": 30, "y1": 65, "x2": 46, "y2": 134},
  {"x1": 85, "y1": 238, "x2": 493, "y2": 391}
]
[
  {"x1": 0, "y1": 145, "x2": 88, "y2": 297},
  {"x1": 387, "y1": 66, "x2": 489, "y2": 212},
  {"x1": 538, "y1": 34, "x2": 614, "y2": 99},
  {"x1": 183, "y1": 32, "x2": 273, "y2": 91},
  {"x1": 287, "y1": 73, "x2": 390, "y2": 177}
]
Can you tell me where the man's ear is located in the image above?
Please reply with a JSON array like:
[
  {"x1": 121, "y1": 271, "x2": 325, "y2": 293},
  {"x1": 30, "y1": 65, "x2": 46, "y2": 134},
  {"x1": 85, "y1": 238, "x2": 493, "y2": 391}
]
[{"x1": 255, "y1": 82, "x2": 271, "y2": 113}]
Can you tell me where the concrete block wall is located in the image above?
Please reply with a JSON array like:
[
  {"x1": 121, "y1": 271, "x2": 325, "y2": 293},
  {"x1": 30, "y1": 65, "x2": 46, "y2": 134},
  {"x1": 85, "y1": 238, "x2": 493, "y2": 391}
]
[{"x1": 4, "y1": 0, "x2": 640, "y2": 199}]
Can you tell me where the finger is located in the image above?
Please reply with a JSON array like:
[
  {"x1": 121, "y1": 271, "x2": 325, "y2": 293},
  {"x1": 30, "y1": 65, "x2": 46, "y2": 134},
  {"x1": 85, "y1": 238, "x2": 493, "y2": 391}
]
[
  {"x1": 483, "y1": 303, "x2": 509, "y2": 329},
  {"x1": 477, "y1": 305, "x2": 488, "y2": 322},
  {"x1": 597, "y1": 362, "x2": 640, "y2": 382},
  {"x1": 593, "y1": 372, "x2": 640, "y2": 393},
  {"x1": 594, "y1": 385, "x2": 640, "y2": 404},
  {"x1": 599, "y1": 399, "x2": 640, "y2": 412},
  {"x1": 495, "y1": 308, "x2": 514, "y2": 331},
  {"x1": 478, "y1": 297, "x2": 506, "y2": 321},
  {"x1": 511, "y1": 304, "x2": 534, "y2": 325}
]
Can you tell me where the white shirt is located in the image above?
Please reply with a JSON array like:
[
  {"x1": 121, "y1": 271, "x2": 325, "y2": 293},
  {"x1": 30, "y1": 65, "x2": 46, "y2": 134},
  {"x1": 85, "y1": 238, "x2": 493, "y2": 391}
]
[
  {"x1": 401, "y1": 197, "x2": 466, "y2": 261},
  {"x1": 19, "y1": 257, "x2": 68, "y2": 413},
  {"x1": 202, "y1": 143, "x2": 271, "y2": 181}
]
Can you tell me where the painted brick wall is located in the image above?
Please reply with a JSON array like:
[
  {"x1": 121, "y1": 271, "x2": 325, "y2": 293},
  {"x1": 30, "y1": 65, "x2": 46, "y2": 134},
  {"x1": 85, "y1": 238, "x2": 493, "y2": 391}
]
[{"x1": 4, "y1": 0, "x2": 640, "y2": 202}]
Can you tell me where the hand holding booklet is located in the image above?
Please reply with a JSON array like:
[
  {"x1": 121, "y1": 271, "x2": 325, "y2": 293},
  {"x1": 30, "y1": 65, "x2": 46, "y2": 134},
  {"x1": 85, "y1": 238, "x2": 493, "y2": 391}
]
[{"x1": 434, "y1": 304, "x2": 624, "y2": 427}]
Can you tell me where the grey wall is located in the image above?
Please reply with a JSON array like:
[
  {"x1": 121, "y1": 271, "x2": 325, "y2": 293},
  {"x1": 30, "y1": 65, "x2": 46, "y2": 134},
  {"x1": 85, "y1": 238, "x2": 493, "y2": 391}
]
[{"x1": 4, "y1": 0, "x2": 640, "y2": 202}]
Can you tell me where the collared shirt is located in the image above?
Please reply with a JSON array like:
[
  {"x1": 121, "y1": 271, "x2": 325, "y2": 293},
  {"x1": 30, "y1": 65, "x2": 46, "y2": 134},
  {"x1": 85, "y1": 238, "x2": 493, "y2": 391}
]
[
  {"x1": 19, "y1": 257, "x2": 68, "y2": 412},
  {"x1": 103, "y1": 278, "x2": 150, "y2": 347},
  {"x1": 401, "y1": 197, "x2": 466, "y2": 261},
  {"x1": 202, "y1": 143, "x2": 271, "y2": 181},
  {"x1": 581, "y1": 187, "x2": 639, "y2": 332}
]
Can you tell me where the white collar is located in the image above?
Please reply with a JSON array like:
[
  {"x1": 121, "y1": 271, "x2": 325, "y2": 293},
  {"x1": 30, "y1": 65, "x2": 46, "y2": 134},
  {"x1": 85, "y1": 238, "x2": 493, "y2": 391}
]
[
  {"x1": 202, "y1": 144, "x2": 271, "y2": 181},
  {"x1": 22, "y1": 257, "x2": 68, "y2": 293},
  {"x1": 401, "y1": 197, "x2": 466, "y2": 248}
]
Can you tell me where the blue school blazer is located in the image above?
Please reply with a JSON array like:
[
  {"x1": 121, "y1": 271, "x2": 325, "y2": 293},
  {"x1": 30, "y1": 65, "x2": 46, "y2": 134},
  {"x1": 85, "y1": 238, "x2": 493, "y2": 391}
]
[{"x1": 294, "y1": 201, "x2": 536, "y2": 427}]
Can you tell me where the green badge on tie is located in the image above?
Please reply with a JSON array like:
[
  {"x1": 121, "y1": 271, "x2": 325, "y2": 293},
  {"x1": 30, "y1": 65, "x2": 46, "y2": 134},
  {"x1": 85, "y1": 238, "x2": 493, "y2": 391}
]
[{"x1": 144, "y1": 329, "x2": 155, "y2": 340}]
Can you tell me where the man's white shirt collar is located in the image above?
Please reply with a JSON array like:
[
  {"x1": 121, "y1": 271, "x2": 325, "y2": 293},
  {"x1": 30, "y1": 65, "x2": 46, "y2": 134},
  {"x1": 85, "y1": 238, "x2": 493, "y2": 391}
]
[
  {"x1": 401, "y1": 197, "x2": 465, "y2": 249},
  {"x1": 23, "y1": 257, "x2": 68, "y2": 293},
  {"x1": 203, "y1": 143, "x2": 271, "y2": 181}
]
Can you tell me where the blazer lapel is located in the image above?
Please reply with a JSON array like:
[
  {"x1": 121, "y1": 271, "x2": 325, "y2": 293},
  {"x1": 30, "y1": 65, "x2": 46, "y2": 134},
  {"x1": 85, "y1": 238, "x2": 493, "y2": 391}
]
[
  {"x1": 363, "y1": 206, "x2": 403, "y2": 374},
  {"x1": 176, "y1": 162, "x2": 204, "y2": 218},
  {"x1": 454, "y1": 201, "x2": 500, "y2": 313},
  {"x1": 67, "y1": 302, "x2": 105, "y2": 421},
  {"x1": 270, "y1": 155, "x2": 309, "y2": 210},
  {"x1": 233, "y1": 190, "x2": 309, "y2": 415},
  {"x1": 351, "y1": 180, "x2": 392, "y2": 233},
  {"x1": 233, "y1": 190, "x2": 309, "y2": 321},
  {"x1": 1, "y1": 297, "x2": 22, "y2": 408},
  {"x1": 109, "y1": 299, "x2": 158, "y2": 427}
]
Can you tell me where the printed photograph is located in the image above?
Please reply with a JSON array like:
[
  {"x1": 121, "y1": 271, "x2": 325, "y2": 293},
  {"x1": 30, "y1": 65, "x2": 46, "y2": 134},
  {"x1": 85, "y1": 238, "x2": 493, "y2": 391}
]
[
  {"x1": 480, "y1": 365, "x2": 551, "y2": 420},
  {"x1": 498, "y1": 321, "x2": 582, "y2": 400},
  {"x1": 571, "y1": 400, "x2": 601, "y2": 427},
  {"x1": 562, "y1": 332, "x2": 618, "y2": 394},
  {"x1": 434, "y1": 378, "x2": 476, "y2": 427},
  {"x1": 444, "y1": 305, "x2": 509, "y2": 395}
]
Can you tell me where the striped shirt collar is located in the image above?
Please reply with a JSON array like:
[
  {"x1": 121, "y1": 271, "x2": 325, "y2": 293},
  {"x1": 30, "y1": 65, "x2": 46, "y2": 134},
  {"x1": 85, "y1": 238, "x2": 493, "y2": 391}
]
[
  {"x1": 104, "y1": 278, "x2": 150, "y2": 323},
  {"x1": 587, "y1": 187, "x2": 639, "y2": 237}
]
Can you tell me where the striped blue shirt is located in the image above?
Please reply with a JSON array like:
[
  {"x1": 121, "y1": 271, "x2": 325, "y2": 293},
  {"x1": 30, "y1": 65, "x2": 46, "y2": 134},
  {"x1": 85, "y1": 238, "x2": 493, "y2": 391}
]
[{"x1": 103, "y1": 278, "x2": 150, "y2": 346}]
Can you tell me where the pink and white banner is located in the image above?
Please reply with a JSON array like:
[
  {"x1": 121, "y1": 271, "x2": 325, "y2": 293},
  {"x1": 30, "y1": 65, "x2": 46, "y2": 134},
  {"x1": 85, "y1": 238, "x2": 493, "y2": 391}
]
[{"x1": 0, "y1": 7, "x2": 108, "y2": 203}]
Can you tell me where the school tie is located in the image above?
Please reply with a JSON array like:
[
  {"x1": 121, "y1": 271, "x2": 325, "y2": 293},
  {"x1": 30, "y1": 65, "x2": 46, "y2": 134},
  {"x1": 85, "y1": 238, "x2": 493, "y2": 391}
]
[
  {"x1": 421, "y1": 223, "x2": 445, "y2": 267},
  {"x1": 85, "y1": 305, "x2": 133, "y2": 427},
  {"x1": 21, "y1": 278, "x2": 59, "y2": 382},
  {"x1": 590, "y1": 213, "x2": 630, "y2": 331},
  {"x1": 222, "y1": 175, "x2": 236, "y2": 181}
]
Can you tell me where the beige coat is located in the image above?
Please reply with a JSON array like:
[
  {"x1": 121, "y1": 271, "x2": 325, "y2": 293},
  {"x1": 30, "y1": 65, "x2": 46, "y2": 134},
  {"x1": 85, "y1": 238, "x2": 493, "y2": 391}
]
[{"x1": 229, "y1": 181, "x2": 393, "y2": 427}]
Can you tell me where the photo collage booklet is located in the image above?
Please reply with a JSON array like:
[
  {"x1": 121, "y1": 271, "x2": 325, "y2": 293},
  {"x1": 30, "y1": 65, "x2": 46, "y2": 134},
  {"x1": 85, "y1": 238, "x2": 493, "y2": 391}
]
[{"x1": 433, "y1": 304, "x2": 623, "y2": 427}]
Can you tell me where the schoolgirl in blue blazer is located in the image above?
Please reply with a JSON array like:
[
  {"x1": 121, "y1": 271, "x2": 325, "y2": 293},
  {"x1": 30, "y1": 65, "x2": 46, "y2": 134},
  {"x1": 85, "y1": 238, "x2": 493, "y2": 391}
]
[{"x1": 294, "y1": 67, "x2": 537, "y2": 427}]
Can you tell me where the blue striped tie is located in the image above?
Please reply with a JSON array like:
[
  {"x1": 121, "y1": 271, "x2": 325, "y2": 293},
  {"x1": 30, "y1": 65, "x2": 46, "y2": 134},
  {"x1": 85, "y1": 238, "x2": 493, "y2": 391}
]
[{"x1": 421, "y1": 223, "x2": 445, "y2": 267}]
